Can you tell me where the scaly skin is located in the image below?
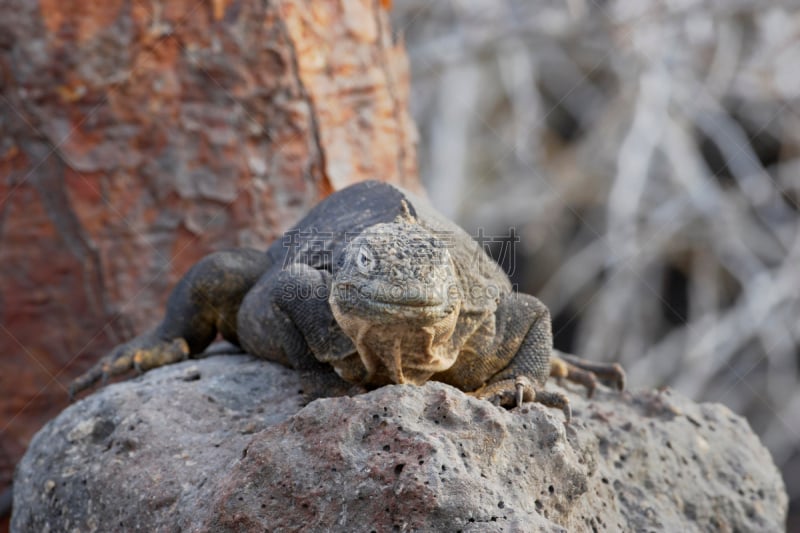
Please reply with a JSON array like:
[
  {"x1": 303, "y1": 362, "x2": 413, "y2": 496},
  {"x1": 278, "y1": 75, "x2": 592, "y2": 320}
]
[{"x1": 71, "y1": 181, "x2": 624, "y2": 422}]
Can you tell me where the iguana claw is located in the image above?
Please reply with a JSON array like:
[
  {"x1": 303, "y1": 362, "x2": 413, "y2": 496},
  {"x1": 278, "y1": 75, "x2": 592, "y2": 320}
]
[
  {"x1": 515, "y1": 377, "x2": 525, "y2": 408},
  {"x1": 473, "y1": 376, "x2": 572, "y2": 423}
]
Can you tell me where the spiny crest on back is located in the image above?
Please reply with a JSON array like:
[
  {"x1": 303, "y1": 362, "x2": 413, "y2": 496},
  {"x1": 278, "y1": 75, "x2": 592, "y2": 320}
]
[{"x1": 398, "y1": 199, "x2": 416, "y2": 224}]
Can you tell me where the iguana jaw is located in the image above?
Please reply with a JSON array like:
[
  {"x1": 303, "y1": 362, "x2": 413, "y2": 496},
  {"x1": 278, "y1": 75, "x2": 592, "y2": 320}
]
[{"x1": 330, "y1": 298, "x2": 460, "y2": 386}]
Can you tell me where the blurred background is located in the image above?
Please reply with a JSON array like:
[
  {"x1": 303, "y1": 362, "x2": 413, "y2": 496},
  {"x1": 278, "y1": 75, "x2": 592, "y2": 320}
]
[
  {"x1": 392, "y1": 0, "x2": 800, "y2": 528},
  {"x1": 1, "y1": 0, "x2": 798, "y2": 530}
]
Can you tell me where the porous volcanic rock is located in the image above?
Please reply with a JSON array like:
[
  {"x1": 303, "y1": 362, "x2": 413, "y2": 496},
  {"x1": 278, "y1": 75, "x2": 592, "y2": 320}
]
[{"x1": 11, "y1": 354, "x2": 788, "y2": 532}]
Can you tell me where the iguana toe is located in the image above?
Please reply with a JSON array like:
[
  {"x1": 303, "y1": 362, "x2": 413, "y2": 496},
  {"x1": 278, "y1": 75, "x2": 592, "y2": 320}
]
[
  {"x1": 552, "y1": 352, "x2": 626, "y2": 397},
  {"x1": 474, "y1": 376, "x2": 535, "y2": 409},
  {"x1": 474, "y1": 377, "x2": 571, "y2": 423}
]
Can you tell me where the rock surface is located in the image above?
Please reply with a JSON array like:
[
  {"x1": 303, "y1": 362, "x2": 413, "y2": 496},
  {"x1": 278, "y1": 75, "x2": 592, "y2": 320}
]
[{"x1": 12, "y1": 355, "x2": 788, "y2": 532}]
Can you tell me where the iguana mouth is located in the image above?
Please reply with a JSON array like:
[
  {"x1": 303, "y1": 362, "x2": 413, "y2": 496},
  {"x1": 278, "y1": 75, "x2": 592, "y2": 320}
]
[
  {"x1": 352, "y1": 300, "x2": 455, "y2": 324},
  {"x1": 354, "y1": 298, "x2": 457, "y2": 320},
  {"x1": 370, "y1": 297, "x2": 448, "y2": 309},
  {"x1": 375, "y1": 298, "x2": 441, "y2": 307},
  {"x1": 330, "y1": 281, "x2": 458, "y2": 321}
]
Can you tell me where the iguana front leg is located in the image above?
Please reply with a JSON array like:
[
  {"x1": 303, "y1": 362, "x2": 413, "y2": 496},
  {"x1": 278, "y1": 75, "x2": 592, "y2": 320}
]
[
  {"x1": 69, "y1": 248, "x2": 271, "y2": 397},
  {"x1": 471, "y1": 293, "x2": 625, "y2": 422},
  {"x1": 468, "y1": 293, "x2": 571, "y2": 420},
  {"x1": 237, "y1": 262, "x2": 363, "y2": 401}
]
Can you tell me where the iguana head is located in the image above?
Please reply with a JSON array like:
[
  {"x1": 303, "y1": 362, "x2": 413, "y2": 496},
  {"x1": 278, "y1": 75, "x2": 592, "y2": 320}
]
[{"x1": 329, "y1": 217, "x2": 461, "y2": 386}]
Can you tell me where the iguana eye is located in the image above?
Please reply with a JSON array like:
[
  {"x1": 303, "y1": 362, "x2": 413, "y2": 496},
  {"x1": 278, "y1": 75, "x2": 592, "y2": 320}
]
[{"x1": 356, "y1": 245, "x2": 375, "y2": 272}]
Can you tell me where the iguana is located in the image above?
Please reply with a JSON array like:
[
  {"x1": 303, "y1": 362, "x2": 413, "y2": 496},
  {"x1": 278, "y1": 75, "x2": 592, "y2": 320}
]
[{"x1": 70, "y1": 180, "x2": 624, "y2": 421}]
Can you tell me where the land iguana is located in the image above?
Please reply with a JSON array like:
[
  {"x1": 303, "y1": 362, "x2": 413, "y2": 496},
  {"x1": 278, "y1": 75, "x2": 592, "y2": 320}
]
[{"x1": 70, "y1": 181, "x2": 624, "y2": 421}]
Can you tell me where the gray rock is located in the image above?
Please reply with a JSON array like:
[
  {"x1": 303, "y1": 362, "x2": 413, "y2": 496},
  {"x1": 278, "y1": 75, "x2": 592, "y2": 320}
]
[{"x1": 12, "y1": 355, "x2": 787, "y2": 532}]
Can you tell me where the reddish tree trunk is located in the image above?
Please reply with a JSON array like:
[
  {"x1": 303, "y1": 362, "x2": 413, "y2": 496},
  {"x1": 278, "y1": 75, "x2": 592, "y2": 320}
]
[{"x1": 0, "y1": 0, "x2": 418, "y2": 525}]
